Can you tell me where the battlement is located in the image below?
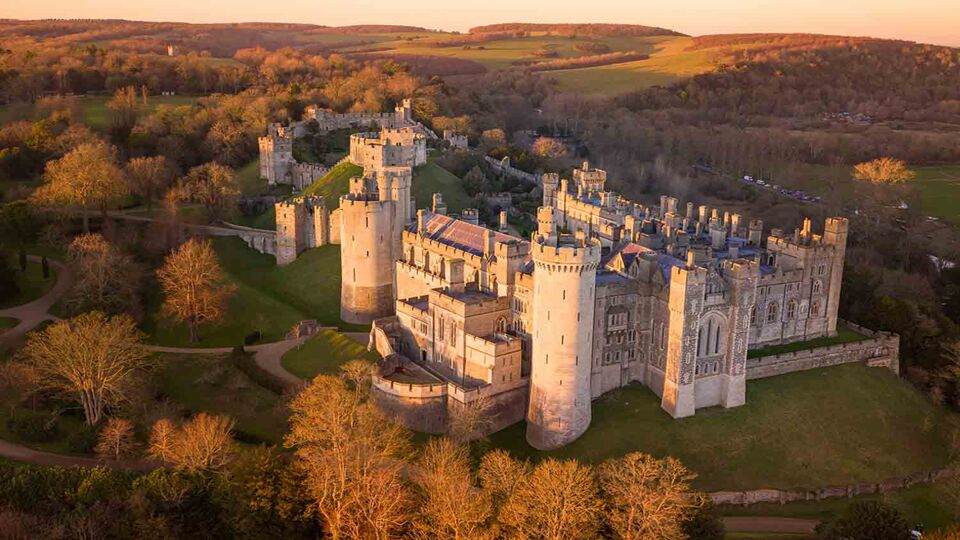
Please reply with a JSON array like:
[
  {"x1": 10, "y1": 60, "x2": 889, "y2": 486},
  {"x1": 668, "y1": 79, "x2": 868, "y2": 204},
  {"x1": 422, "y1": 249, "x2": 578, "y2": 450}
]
[{"x1": 532, "y1": 233, "x2": 602, "y2": 266}]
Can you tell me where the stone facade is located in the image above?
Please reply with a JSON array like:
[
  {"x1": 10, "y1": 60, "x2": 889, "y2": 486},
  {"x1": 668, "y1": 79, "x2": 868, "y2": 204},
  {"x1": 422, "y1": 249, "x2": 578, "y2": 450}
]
[
  {"x1": 274, "y1": 196, "x2": 333, "y2": 265},
  {"x1": 443, "y1": 129, "x2": 469, "y2": 150},
  {"x1": 349, "y1": 127, "x2": 427, "y2": 170},
  {"x1": 364, "y1": 155, "x2": 894, "y2": 449}
]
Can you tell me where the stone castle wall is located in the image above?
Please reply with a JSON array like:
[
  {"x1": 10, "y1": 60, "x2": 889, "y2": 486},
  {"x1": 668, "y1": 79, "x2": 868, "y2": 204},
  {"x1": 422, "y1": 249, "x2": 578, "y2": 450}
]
[
  {"x1": 746, "y1": 321, "x2": 900, "y2": 379},
  {"x1": 339, "y1": 197, "x2": 396, "y2": 324}
]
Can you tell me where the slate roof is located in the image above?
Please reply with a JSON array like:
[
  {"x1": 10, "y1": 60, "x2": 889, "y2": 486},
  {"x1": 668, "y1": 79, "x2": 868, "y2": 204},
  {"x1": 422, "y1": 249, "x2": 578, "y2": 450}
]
[{"x1": 421, "y1": 211, "x2": 523, "y2": 256}]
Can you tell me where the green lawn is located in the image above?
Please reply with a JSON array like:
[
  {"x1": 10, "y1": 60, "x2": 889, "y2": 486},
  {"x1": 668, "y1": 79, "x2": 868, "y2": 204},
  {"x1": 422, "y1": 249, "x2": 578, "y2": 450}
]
[
  {"x1": 414, "y1": 159, "x2": 474, "y2": 213},
  {"x1": 911, "y1": 165, "x2": 960, "y2": 221},
  {"x1": 0, "y1": 260, "x2": 56, "y2": 309},
  {"x1": 281, "y1": 329, "x2": 379, "y2": 379},
  {"x1": 0, "y1": 317, "x2": 18, "y2": 332},
  {"x1": 488, "y1": 363, "x2": 956, "y2": 492},
  {"x1": 747, "y1": 327, "x2": 867, "y2": 358},
  {"x1": 719, "y1": 482, "x2": 959, "y2": 533},
  {"x1": 154, "y1": 353, "x2": 286, "y2": 443},
  {"x1": 303, "y1": 161, "x2": 365, "y2": 209},
  {"x1": 212, "y1": 237, "x2": 366, "y2": 331}
]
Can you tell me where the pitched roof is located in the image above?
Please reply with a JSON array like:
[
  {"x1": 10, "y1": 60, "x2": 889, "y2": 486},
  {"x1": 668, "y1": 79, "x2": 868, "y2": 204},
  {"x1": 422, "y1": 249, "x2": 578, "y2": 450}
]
[{"x1": 421, "y1": 211, "x2": 523, "y2": 256}]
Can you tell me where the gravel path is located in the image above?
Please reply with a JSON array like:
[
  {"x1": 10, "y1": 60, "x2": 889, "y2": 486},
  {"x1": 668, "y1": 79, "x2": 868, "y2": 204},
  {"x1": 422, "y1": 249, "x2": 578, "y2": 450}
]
[{"x1": 0, "y1": 256, "x2": 73, "y2": 349}]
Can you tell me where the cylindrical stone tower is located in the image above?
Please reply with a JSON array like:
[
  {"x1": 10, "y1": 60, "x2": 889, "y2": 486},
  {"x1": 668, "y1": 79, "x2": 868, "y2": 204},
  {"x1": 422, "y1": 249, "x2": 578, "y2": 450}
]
[
  {"x1": 339, "y1": 194, "x2": 395, "y2": 324},
  {"x1": 526, "y1": 229, "x2": 601, "y2": 450}
]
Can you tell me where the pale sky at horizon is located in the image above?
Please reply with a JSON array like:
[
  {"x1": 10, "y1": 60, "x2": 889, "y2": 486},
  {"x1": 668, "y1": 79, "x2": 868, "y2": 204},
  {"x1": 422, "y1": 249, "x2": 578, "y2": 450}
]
[{"x1": 3, "y1": 0, "x2": 959, "y2": 47}]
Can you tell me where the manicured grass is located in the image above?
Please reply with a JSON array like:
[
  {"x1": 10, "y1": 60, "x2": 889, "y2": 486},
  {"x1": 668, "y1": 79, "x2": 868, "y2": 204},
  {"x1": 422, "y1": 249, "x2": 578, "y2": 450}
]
[
  {"x1": 0, "y1": 260, "x2": 56, "y2": 309},
  {"x1": 726, "y1": 534, "x2": 806, "y2": 539},
  {"x1": 0, "y1": 317, "x2": 18, "y2": 333},
  {"x1": 154, "y1": 353, "x2": 286, "y2": 444},
  {"x1": 303, "y1": 161, "x2": 365, "y2": 209},
  {"x1": 211, "y1": 237, "x2": 366, "y2": 332},
  {"x1": 0, "y1": 406, "x2": 91, "y2": 455},
  {"x1": 719, "y1": 482, "x2": 959, "y2": 533},
  {"x1": 143, "y1": 269, "x2": 307, "y2": 348},
  {"x1": 413, "y1": 159, "x2": 474, "y2": 213},
  {"x1": 911, "y1": 165, "x2": 960, "y2": 221},
  {"x1": 488, "y1": 363, "x2": 956, "y2": 491},
  {"x1": 747, "y1": 327, "x2": 867, "y2": 359},
  {"x1": 281, "y1": 329, "x2": 379, "y2": 379}
]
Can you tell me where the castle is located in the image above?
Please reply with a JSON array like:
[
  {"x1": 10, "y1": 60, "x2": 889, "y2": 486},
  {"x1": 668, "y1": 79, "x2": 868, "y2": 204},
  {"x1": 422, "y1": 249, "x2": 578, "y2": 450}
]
[
  {"x1": 258, "y1": 99, "x2": 431, "y2": 189},
  {"x1": 271, "y1": 103, "x2": 895, "y2": 451}
]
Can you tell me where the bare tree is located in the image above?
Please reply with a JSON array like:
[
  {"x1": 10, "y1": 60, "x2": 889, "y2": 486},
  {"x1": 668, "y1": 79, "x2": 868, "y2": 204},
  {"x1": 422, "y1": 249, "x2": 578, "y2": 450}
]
[
  {"x1": 853, "y1": 157, "x2": 915, "y2": 185},
  {"x1": 95, "y1": 417, "x2": 138, "y2": 460},
  {"x1": 448, "y1": 395, "x2": 495, "y2": 443},
  {"x1": 147, "y1": 418, "x2": 178, "y2": 463},
  {"x1": 340, "y1": 359, "x2": 375, "y2": 404},
  {"x1": 148, "y1": 413, "x2": 235, "y2": 471},
  {"x1": 173, "y1": 162, "x2": 240, "y2": 223},
  {"x1": 478, "y1": 449, "x2": 529, "y2": 515},
  {"x1": 156, "y1": 238, "x2": 235, "y2": 343},
  {"x1": 286, "y1": 375, "x2": 412, "y2": 540},
  {"x1": 33, "y1": 141, "x2": 127, "y2": 232},
  {"x1": 64, "y1": 233, "x2": 142, "y2": 317},
  {"x1": 499, "y1": 458, "x2": 601, "y2": 540},
  {"x1": 412, "y1": 437, "x2": 493, "y2": 540},
  {"x1": 107, "y1": 86, "x2": 139, "y2": 136},
  {"x1": 126, "y1": 156, "x2": 175, "y2": 210},
  {"x1": 22, "y1": 312, "x2": 150, "y2": 425},
  {"x1": 597, "y1": 452, "x2": 702, "y2": 540},
  {"x1": 532, "y1": 137, "x2": 567, "y2": 159}
]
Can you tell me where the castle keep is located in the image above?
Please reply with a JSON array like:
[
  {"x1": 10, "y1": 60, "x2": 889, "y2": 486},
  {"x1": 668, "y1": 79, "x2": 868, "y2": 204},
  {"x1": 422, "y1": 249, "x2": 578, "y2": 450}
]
[{"x1": 267, "y1": 101, "x2": 892, "y2": 451}]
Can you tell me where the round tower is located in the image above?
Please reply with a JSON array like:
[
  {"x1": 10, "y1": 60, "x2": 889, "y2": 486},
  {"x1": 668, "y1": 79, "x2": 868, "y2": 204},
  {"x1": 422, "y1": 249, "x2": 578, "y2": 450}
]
[
  {"x1": 526, "y1": 229, "x2": 601, "y2": 450},
  {"x1": 339, "y1": 193, "x2": 396, "y2": 324}
]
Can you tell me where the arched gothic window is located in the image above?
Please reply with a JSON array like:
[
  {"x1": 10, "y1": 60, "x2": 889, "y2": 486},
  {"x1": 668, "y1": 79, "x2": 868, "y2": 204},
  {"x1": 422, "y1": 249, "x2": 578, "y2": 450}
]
[
  {"x1": 496, "y1": 317, "x2": 507, "y2": 334},
  {"x1": 810, "y1": 301, "x2": 821, "y2": 318},
  {"x1": 812, "y1": 280, "x2": 823, "y2": 295},
  {"x1": 786, "y1": 299, "x2": 798, "y2": 320},
  {"x1": 697, "y1": 314, "x2": 726, "y2": 357},
  {"x1": 750, "y1": 306, "x2": 758, "y2": 327},
  {"x1": 766, "y1": 302, "x2": 779, "y2": 323}
]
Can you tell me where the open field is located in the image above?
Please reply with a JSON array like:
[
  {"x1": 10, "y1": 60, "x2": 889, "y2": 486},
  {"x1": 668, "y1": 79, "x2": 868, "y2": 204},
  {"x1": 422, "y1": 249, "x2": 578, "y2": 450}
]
[
  {"x1": 155, "y1": 353, "x2": 286, "y2": 443},
  {"x1": 0, "y1": 94, "x2": 199, "y2": 131},
  {"x1": 281, "y1": 329, "x2": 379, "y2": 379},
  {"x1": 911, "y1": 165, "x2": 960, "y2": 221},
  {"x1": 488, "y1": 363, "x2": 957, "y2": 492},
  {"x1": 0, "y1": 260, "x2": 55, "y2": 310},
  {"x1": 413, "y1": 159, "x2": 474, "y2": 213},
  {"x1": 747, "y1": 326, "x2": 866, "y2": 358}
]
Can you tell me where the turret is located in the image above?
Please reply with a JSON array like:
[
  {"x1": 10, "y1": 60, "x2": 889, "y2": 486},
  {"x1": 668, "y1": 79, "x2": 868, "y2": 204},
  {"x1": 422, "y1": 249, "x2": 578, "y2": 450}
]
[
  {"x1": 527, "y1": 231, "x2": 602, "y2": 450},
  {"x1": 339, "y1": 192, "x2": 397, "y2": 324}
]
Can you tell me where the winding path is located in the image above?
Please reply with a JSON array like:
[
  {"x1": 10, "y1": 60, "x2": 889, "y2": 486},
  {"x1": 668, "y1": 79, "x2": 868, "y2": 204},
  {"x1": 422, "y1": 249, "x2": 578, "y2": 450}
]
[{"x1": 0, "y1": 256, "x2": 73, "y2": 350}]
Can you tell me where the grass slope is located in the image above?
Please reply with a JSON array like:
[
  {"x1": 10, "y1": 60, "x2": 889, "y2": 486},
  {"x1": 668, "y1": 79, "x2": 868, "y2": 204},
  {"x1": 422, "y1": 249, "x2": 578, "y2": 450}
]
[
  {"x1": 413, "y1": 160, "x2": 474, "y2": 213},
  {"x1": 79, "y1": 94, "x2": 200, "y2": 131},
  {"x1": 303, "y1": 161, "x2": 365, "y2": 208},
  {"x1": 155, "y1": 353, "x2": 286, "y2": 443},
  {"x1": 911, "y1": 165, "x2": 960, "y2": 221},
  {"x1": 281, "y1": 329, "x2": 379, "y2": 379},
  {"x1": 144, "y1": 235, "x2": 365, "y2": 346},
  {"x1": 488, "y1": 363, "x2": 956, "y2": 491}
]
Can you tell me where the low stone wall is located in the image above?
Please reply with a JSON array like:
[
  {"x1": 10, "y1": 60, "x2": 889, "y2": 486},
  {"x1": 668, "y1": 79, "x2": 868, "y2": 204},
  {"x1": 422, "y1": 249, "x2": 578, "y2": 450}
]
[
  {"x1": 746, "y1": 322, "x2": 900, "y2": 380},
  {"x1": 484, "y1": 156, "x2": 542, "y2": 185},
  {"x1": 710, "y1": 468, "x2": 956, "y2": 506}
]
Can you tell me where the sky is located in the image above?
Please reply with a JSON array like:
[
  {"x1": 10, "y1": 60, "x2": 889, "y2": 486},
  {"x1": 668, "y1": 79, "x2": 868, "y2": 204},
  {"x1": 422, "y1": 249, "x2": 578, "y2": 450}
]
[{"x1": 3, "y1": 0, "x2": 959, "y2": 47}]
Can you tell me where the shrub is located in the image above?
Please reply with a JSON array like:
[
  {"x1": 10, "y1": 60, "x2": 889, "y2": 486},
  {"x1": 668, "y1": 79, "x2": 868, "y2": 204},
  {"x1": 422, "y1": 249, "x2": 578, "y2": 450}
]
[
  {"x1": 67, "y1": 424, "x2": 100, "y2": 454},
  {"x1": 243, "y1": 330, "x2": 261, "y2": 346},
  {"x1": 7, "y1": 410, "x2": 60, "y2": 443}
]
